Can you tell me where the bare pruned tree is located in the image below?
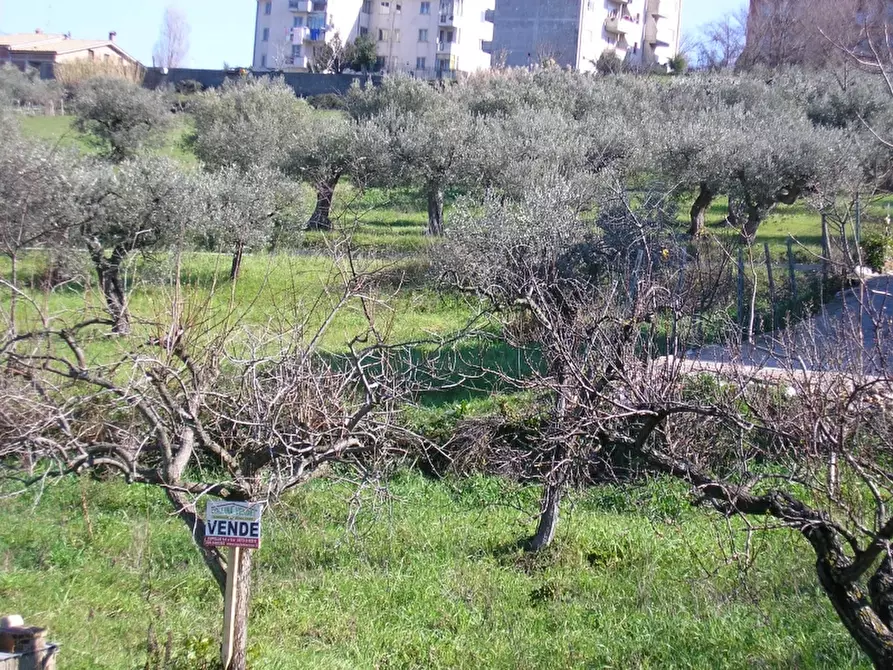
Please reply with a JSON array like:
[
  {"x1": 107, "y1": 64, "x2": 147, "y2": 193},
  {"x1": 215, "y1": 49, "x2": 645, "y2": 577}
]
[
  {"x1": 438, "y1": 160, "x2": 893, "y2": 665},
  {"x1": 693, "y1": 7, "x2": 748, "y2": 70},
  {"x1": 739, "y1": 0, "x2": 864, "y2": 70},
  {"x1": 0, "y1": 247, "x2": 406, "y2": 669},
  {"x1": 152, "y1": 5, "x2": 191, "y2": 70}
]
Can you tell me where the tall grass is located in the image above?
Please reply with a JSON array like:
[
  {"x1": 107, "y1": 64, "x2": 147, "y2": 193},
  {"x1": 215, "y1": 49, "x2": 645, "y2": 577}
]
[{"x1": 0, "y1": 473, "x2": 867, "y2": 669}]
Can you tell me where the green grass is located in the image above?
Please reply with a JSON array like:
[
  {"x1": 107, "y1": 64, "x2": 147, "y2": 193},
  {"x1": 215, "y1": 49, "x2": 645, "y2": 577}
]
[
  {"x1": 2, "y1": 251, "x2": 479, "y2": 358},
  {"x1": 18, "y1": 114, "x2": 197, "y2": 164},
  {"x1": 0, "y1": 472, "x2": 866, "y2": 669}
]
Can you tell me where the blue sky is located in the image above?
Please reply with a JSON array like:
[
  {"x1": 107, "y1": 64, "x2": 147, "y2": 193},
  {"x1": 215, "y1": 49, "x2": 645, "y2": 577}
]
[{"x1": 0, "y1": 0, "x2": 746, "y2": 69}]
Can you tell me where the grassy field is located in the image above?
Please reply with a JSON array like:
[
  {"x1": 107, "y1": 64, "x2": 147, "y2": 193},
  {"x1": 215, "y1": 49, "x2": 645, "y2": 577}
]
[
  {"x1": 18, "y1": 113, "x2": 197, "y2": 164},
  {"x1": 3, "y1": 113, "x2": 876, "y2": 669},
  {"x1": 0, "y1": 473, "x2": 865, "y2": 669}
]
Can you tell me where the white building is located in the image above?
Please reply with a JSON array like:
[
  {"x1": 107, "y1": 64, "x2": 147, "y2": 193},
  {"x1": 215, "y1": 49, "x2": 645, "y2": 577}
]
[
  {"x1": 490, "y1": 0, "x2": 683, "y2": 71},
  {"x1": 253, "y1": 0, "x2": 495, "y2": 77}
]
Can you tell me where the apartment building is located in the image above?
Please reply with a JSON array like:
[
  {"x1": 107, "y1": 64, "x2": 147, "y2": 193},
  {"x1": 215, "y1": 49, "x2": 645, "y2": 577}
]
[
  {"x1": 489, "y1": 0, "x2": 682, "y2": 71},
  {"x1": 253, "y1": 0, "x2": 495, "y2": 77}
]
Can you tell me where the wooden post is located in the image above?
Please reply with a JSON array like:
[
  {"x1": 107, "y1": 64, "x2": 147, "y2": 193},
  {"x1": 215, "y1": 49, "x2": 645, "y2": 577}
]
[
  {"x1": 221, "y1": 547, "x2": 241, "y2": 670},
  {"x1": 737, "y1": 246, "x2": 745, "y2": 339},
  {"x1": 629, "y1": 248, "x2": 643, "y2": 305},
  {"x1": 764, "y1": 243, "x2": 776, "y2": 330},
  {"x1": 855, "y1": 195, "x2": 862, "y2": 247},
  {"x1": 787, "y1": 237, "x2": 798, "y2": 305}
]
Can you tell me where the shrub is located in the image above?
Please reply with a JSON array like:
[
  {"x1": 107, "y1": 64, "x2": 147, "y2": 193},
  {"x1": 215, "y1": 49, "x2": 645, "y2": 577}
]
[
  {"x1": 306, "y1": 93, "x2": 345, "y2": 111},
  {"x1": 174, "y1": 79, "x2": 204, "y2": 95},
  {"x1": 594, "y1": 49, "x2": 623, "y2": 75},
  {"x1": 860, "y1": 231, "x2": 893, "y2": 273},
  {"x1": 73, "y1": 77, "x2": 171, "y2": 161},
  {"x1": 0, "y1": 64, "x2": 61, "y2": 108}
]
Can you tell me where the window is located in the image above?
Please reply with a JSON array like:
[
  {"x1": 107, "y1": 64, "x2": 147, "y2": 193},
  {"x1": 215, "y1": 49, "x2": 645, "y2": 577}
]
[
  {"x1": 262, "y1": 27, "x2": 270, "y2": 41},
  {"x1": 378, "y1": 28, "x2": 389, "y2": 41},
  {"x1": 393, "y1": 29, "x2": 400, "y2": 42},
  {"x1": 396, "y1": 3, "x2": 402, "y2": 12},
  {"x1": 293, "y1": 16, "x2": 305, "y2": 27},
  {"x1": 261, "y1": 54, "x2": 267, "y2": 68},
  {"x1": 264, "y1": 2, "x2": 272, "y2": 14},
  {"x1": 375, "y1": 56, "x2": 386, "y2": 69},
  {"x1": 362, "y1": 0, "x2": 371, "y2": 12},
  {"x1": 293, "y1": 44, "x2": 302, "y2": 57},
  {"x1": 380, "y1": 1, "x2": 390, "y2": 13},
  {"x1": 420, "y1": 1, "x2": 430, "y2": 13},
  {"x1": 416, "y1": 57, "x2": 426, "y2": 69},
  {"x1": 360, "y1": 26, "x2": 369, "y2": 35},
  {"x1": 418, "y1": 29, "x2": 428, "y2": 42}
]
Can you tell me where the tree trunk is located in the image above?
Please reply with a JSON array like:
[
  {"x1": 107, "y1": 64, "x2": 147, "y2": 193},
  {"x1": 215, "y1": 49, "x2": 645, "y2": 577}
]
[
  {"x1": 525, "y1": 366, "x2": 569, "y2": 553},
  {"x1": 8, "y1": 252, "x2": 16, "y2": 334},
  {"x1": 741, "y1": 206, "x2": 762, "y2": 244},
  {"x1": 306, "y1": 175, "x2": 340, "y2": 231},
  {"x1": 816, "y1": 555, "x2": 893, "y2": 669},
  {"x1": 525, "y1": 479, "x2": 563, "y2": 552},
  {"x1": 688, "y1": 182, "x2": 713, "y2": 237},
  {"x1": 90, "y1": 246, "x2": 130, "y2": 334},
  {"x1": 426, "y1": 185, "x2": 445, "y2": 236},
  {"x1": 230, "y1": 241, "x2": 244, "y2": 282},
  {"x1": 228, "y1": 547, "x2": 253, "y2": 670}
]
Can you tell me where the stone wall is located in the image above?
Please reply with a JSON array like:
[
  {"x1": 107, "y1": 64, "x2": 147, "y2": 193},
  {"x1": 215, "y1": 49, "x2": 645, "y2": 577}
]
[{"x1": 143, "y1": 68, "x2": 382, "y2": 98}]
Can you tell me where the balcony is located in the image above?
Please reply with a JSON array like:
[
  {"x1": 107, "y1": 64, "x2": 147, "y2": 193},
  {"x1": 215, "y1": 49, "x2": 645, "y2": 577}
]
[
  {"x1": 648, "y1": 0, "x2": 672, "y2": 17},
  {"x1": 481, "y1": 40, "x2": 493, "y2": 54},
  {"x1": 307, "y1": 27, "x2": 327, "y2": 42},
  {"x1": 653, "y1": 23, "x2": 675, "y2": 45},
  {"x1": 291, "y1": 26, "x2": 310, "y2": 44},
  {"x1": 609, "y1": 0, "x2": 631, "y2": 4},
  {"x1": 438, "y1": 13, "x2": 457, "y2": 26},
  {"x1": 484, "y1": 9, "x2": 494, "y2": 22},
  {"x1": 605, "y1": 15, "x2": 639, "y2": 36},
  {"x1": 437, "y1": 40, "x2": 458, "y2": 55},
  {"x1": 285, "y1": 55, "x2": 310, "y2": 68},
  {"x1": 289, "y1": 0, "x2": 312, "y2": 12}
]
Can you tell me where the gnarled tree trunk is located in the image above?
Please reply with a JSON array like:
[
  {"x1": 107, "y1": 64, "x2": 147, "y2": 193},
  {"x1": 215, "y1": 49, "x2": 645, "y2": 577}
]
[
  {"x1": 426, "y1": 184, "x2": 445, "y2": 236},
  {"x1": 90, "y1": 245, "x2": 130, "y2": 334},
  {"x1": 230, "y1": 241, "x2": 245, "y2": 281},
  {"x1": 306, "y1": 174, "x2": 341, "y2": 231},
  {"x1": 741, "y1": 203, "x2": 762, "y2": 244},
  {"x1": 813, "y1": 537, "x2": 893, "y2": 668},
  {"x1": 525, "y1": 367, "x2": 569, "y2": 552},
  {"x1": 688, "y1": 182, "x2": 714, "y2": 237},
  {"x1": 525, "y1": 475, "x2": 564, "y2": 552}
]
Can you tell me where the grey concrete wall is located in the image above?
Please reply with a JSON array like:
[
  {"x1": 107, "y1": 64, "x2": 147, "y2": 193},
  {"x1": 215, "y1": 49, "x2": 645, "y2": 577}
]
[
  {"x1": 143, "y1": 68, "x2": 381, "y2": 97},
  {"x1": 491, "y1": 0, "x2": 582, "y2": 68}
]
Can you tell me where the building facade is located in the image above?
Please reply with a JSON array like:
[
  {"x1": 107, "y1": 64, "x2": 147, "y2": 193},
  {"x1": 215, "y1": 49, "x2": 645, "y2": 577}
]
[
  {"x1": 253, "y1": 0, "x2": 495, "y2": 77},
  {"x1": 0, "y1": 31, "x2": 138, "y2": 78},
  {"x1": 489, "y1": 0, "x2": 682, "y2": 71}
]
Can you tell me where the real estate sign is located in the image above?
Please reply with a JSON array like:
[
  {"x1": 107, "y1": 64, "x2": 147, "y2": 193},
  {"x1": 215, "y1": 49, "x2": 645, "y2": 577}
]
[{"x1": 204, "y1": 501, "x2": 263, "y2": 549}]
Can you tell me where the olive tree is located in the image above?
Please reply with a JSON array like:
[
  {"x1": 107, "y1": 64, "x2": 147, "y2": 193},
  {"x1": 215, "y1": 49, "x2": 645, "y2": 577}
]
[
  {"x1": 438, "y1": 181, "x2": 680, "y2": 550},
  {"x1": 73, "y1": 77, "x2": 172, "y2": 161},
  {"x1": 0, "y1": 64, "x2": 62, "y2": 109},
  {"x1": 189, "y1": 77, "x2": 309, "y2": 173},
  {"x1": 0, "y1": 121, "x2": 80, "y2": 329},
  {"x1": 199, "y1": 166, "x2": 282, "y2": 279},
  {"x1": 280, "y1": 114, "x2": 390, "y2": 231},
  {"x1": 74, "y1": 156, "x2": 205, "y2": 333},
  {"x1": 726, "y1": 108, "x2": 861, "y2": 241}
]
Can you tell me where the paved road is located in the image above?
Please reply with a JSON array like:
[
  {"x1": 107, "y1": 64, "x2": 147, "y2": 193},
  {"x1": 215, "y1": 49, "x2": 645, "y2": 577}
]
[{"x1": 693, "y1": 276, "x2": 893, "y2": 374}]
